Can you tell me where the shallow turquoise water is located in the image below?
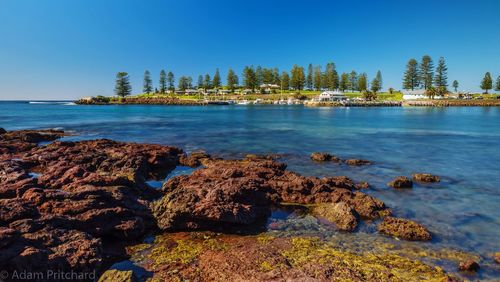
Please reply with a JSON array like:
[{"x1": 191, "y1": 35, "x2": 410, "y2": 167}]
[{"x1": 1, "y1": 101, "x2": 499, "y2": 259}]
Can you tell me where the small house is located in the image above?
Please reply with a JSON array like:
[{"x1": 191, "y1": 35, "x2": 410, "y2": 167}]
[
  {"x1": 402, "y1": 89, "x2": 426, "y2": 100},
  {"x1": 259, "y1": 84, "x2": 280, "y2": 94},
  {"x1": 317, "y1": 91, "x2": 347, "y2": 101}
]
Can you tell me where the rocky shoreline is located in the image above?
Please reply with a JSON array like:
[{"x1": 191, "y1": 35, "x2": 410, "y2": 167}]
[
  {"x1": 75, "y1": 97, "x2": 205, "y2": 105},
  {"x1": 0, "y1": 129, "x2": 496, "y2": 281},
  {"x1": 76, "y1": 96, "x2": 500, "y2": 107}
]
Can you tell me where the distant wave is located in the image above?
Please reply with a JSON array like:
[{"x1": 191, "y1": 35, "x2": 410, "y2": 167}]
[{"x1": 29, "y1": 101, "x2": 76, "y2": 106}]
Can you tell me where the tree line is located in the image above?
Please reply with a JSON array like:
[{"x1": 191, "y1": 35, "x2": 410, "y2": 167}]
[
  {"x1": 403, "y1": 55, "x2": 500, "y2": 97},
  {"x1": 402, "y1": 55, "x2": 453, "y2": 98},
  {"x1": 114, "y1": 64, "x2": 383, "y2": 98}
]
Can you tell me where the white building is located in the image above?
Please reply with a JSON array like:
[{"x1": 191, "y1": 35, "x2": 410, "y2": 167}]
[
  {"x1": 317, "y1": 91, "x2": 347, "y2": 101},
  {"x1": 402, "y1": 89, "x2": 426, "y2": 100},
  {"x1": 185, "y1": 89, "x2": 200, "y2": 95},
  {"x1": 259, "y1": 84, "x2": 280, "y2": 94}
]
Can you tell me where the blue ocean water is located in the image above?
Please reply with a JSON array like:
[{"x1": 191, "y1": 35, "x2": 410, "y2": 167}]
[{"x1": 1, "y1": 101, "x2": 499, "y2": 259}]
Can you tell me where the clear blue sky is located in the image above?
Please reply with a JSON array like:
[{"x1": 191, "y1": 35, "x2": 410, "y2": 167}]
[{"x1": 1, "y1": 0, "x2": 499, "y2": 100}]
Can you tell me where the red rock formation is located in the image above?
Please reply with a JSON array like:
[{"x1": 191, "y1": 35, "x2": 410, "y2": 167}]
[
  {"x1": 152, "y1": 159, "x2": 391, "y2": 231},
  {"x1": 0, "y1": 130, "x2": 184, "y2": 275}
]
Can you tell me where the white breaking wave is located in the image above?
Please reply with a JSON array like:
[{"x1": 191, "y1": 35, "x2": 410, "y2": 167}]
[{"x1": 29, "y1": 101, "x2": 76, "y2": 106}]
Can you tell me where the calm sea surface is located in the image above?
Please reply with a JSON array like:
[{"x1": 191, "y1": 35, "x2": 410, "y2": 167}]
[{"x1": 1, "y1": 101, "x2": 499, "y2": 266}]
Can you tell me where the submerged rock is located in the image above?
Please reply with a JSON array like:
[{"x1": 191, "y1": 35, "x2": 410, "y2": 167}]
[
  {"x1": 355, "y1": 181, "x2": 370, "y2": 189},
  {"x1": 152, "y1": 158, "x2": 390, "y2": 231},
  {"x1": 494, "y1": 252, "x2": 500, "y2": 264},
  {"x1": 312, "y1": 202, "x2": 358, "y2": 231},
  {"x1": 412, "y1": 173, "x2": 440, "y2": 183},
  {"x1": 311, "y1": 152, "x2": 340, "y2": 162},
  {"x1": 387, "y1": 176, "x2": 413, "y2": 189},
  {"x1": 378, "y1": 217, "x2": 432, "y2": 241},
  {"x1": 344, "y1": 159, "x2": 371, "y2": 166},
  {"x1": 458, "y1": 260, "x2": 480, "y2": 272},
  {"x1": 99, "y1": 269, "x2": 139, "y2": 282}
]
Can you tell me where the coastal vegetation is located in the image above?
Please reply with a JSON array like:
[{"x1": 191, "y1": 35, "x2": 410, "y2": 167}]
[
  {"x1": 103, "y1": 59, "x2": 499, "y2": 106},
  {"x1": 403, "y1": 55, "x2": 449, "y2": 97},
  {"x1": 403, "y1": 55, "x2": 500, "y2": 97},
  {"x1": 111, "y1": 61, "x2": 386, "y2": 97}
]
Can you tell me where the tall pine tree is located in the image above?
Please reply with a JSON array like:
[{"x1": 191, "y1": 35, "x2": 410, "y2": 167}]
[
  {"x1": 143, "y1": 70, "x2": 152, "y2": 94},
  {"x1": 403, "y1": 59, "x2": 419, "y2": 90},
  {"x1": 434, "y1": 57, "x2": 448, "y2": 93},
  {"x1": 313, "y1": 66, "x2": 322, "y2": 91},
  {"x1": 197, "y1": 75, "x2": 203, "y2": 89},
  {"x1": 340, "y1": 73, "x2": 349, "y2": 92},
  {"x1": 420, "y1": 55, "x2": 434, "y2": 90},
  {"x1": 227, "y1": 68, "x2": 238, "y2": 92},
  {"x1": 115, "y1": 72, "x2": 131, "y2": 98},
  {"x1": 243, "y1": 66, "x2": 257, "y2": 92},
  {"x1": 204, "y1": 74, "x2": 212, "y2": 90},
  {"x1": 213, "y1": 69, "x2": 221, "y2": 89},
  {"x1": 480, "y1": 72, "x2": 493, "y2": 94},
  {"x1": 167, "y1": 71, "x2": 175, "y2": 91},
  {"x1": 495, "y1": 76, "x2": 500, "y2": 91},
  {"x1": 358, "y1": 73, "x2": 368, "y2": 92},
  {"x1": 349, "y1": 71, "x2": 358, "y2": 92},
  {"x1": 371, "y1": 72, "x2": 381, "y2": 93},
  {"x1": 159, "y1": 70, "x2": 167, "y2": 93},
  {"x1": 255, "y1": 66, "x2": 263, "y2": 87},
  {"x1": 280, "y1": 71, "x2": 290, "y2": 90},
  {"x1": 290, "y1": 65, "x2": 305, "y2": 93},
  {"x1": 306, "y1": 64, "x2": 313, "y2": 90}
]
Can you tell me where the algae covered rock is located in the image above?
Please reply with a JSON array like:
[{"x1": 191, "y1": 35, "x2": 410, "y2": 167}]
[
  {"x1": 179, "y1": 151, "x2": 211, "y2": 167},
  {"x1": 98, "y1": 269, "x2": 138, "y2": 282},
  {"x1": 412, "y1": 173, "x2": 440, "y2": 183},
  {"x1": 345, "y1": 159, "x2": 371, "y2": 166},
  {"x1": 378, "y1": 216, "x2": 431, "y2": 241},
  {"x1": 458, "y1": 260, "x2": 480, "y2": 272},
  {"x1": 311, "y1": 152, "x2": 339, "y2": 162},
  {"x1": 387, "y1": 176, "x2": 413, "y2": 189},
  {"x1": 312, "y1": 202, "x2": 358, "y2": 231}
]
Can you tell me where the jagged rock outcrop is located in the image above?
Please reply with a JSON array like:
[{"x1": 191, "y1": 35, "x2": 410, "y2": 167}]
[
  {"x1": 0, "y1": 129, "x2": 184, "y2": 275},
  {"x1": 152, "y1": 159, "x2": 390, "y2": 231}
]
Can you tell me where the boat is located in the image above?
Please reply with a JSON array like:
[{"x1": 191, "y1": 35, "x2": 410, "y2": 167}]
[
  {"x1": 237, "y1": 100, "x2": 251, "y2": 105},
  {"x1": 208, "y1": 101, "x2": 231, "y2": 105}
]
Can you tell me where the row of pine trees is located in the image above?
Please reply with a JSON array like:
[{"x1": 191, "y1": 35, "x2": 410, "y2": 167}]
[
  {"x1": 114, "y1": 64, "x2": 384, "y2": 97},
  {"x1": 402, "y1": 56, "x2": 451, "y2": 95},
  {"x1": 403, "y1": 55, "x2": 500, "y2": 95}
]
